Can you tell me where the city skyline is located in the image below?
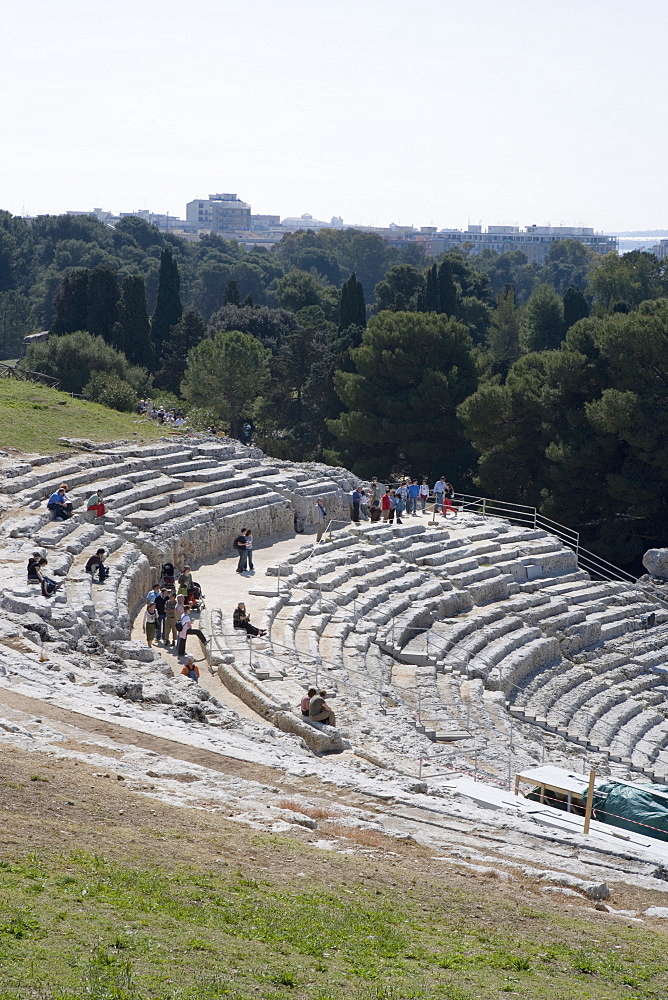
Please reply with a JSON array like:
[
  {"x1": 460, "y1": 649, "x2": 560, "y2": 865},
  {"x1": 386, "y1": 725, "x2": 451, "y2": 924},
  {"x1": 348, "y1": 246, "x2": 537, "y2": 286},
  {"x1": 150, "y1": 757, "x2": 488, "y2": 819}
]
[{"x1": 2, "y1": 0, "x2": 667, "y2": 231}]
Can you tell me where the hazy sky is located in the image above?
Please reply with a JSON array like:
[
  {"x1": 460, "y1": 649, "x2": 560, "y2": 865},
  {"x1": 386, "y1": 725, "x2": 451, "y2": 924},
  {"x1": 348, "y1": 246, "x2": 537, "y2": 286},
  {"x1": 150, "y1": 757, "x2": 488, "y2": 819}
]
[{"x1": 2, "y1": 0, "x2": 666, "y2": 231}]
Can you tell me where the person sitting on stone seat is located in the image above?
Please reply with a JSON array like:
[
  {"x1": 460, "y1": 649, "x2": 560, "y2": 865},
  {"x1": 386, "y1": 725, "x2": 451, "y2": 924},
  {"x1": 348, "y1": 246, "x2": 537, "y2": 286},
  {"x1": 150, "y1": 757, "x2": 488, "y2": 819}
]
[
  {"x1": 27, "y1": 551, "x2": 43, "y2": 583},
  {"x1": 233, "y1": 602, "x2": 266, "y2": 637},
  {"x1": 47, "y1": 484, "x2": 73, "y2": 520},
  {"x1": 301, "y1": 687, "x2": 317, "y2": 718},
  {"x1": 28, "y1": 554, "x2": 59, "y2": 597},
  {"x1": 181, "y1": 655, "x2": 200, "y2": 683},
  {"x1": 86, "y1": 488, "x2": 106, "y2": 519},
  {"x1": 85, "y1": 548, "x2": 109, "y2": 583},
  {"x1": 308, "y1": 690, "x2": 336, "y2": 727}
]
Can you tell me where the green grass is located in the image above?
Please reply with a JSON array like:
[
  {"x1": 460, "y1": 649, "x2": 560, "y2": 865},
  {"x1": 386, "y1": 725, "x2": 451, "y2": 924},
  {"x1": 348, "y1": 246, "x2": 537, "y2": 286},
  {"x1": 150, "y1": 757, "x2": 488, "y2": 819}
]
[
  {"x1": 0, "y1": 851, "x2": 667, "y2": 1000},
  {"x1": 0, "y1": 379, "x2": 165, "y2": 453}
]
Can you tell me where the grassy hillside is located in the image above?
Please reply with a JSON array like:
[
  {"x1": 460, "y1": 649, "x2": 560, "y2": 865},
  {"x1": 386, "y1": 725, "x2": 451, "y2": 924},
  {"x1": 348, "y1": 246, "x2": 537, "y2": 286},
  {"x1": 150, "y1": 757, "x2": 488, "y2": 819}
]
[
  {"x1": 0, "y1": 379, "x2": 165, "y2": 453},
  {"x1": 1, "y1": 746, "x2": 668, "y2": 1000}
]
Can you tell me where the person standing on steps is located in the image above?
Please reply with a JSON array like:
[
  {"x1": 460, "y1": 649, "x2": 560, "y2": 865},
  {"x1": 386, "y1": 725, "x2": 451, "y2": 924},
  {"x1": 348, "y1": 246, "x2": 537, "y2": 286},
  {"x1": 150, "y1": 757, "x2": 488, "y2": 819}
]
[
  {"x1": 381, "y1": 489, "x2": 392, "y2": 522},
  {"x1": 433, "y1": 476, "x2": 446, "y2": 514},
  {"x1": 443, "y1": 482, "x2": 458, "y2": 517},
  {"x1": 163, "y1": 592, "x2": 178, "y2": 647},
  {"x1": 419, "y1": 479, "x2": 430, "y2": 514},
  {"x1": 244, "y1": 528, "x2": 255, "y2": 572},
  {"x1": 408, "y1": 479, "x2": 420, "y2": 516},
  {"x1": 233, "y1": 529, "x2": 248, "y2": 573},
  {"x1": 177, "y1": 565, "x2": 194, "y2": 599},
  {"x1": 154, "y1": 587, "x2": 168, "y2": 641},
  {"x1": 393, "y1": 489, "x2": 405, "y2": 524},
  {"x1": 351, "y1": 486, "x2": 362, "y2": 523},
  {"x1": 315, "y1": 499, "x2": 327, "y2": 543},
  {"x1": 368, "y1": 477, "x2": 382, "y2": 505},
  {"x1": 143, "y1": 602, "x2": 158, "y2": 647}
]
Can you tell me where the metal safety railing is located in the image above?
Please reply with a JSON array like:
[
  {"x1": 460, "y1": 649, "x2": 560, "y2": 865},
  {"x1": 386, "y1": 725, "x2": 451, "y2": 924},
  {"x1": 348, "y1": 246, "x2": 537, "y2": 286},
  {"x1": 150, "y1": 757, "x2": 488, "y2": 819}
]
[{"x1": 452, "y1": 490, "x2": 668, "y2": 608}]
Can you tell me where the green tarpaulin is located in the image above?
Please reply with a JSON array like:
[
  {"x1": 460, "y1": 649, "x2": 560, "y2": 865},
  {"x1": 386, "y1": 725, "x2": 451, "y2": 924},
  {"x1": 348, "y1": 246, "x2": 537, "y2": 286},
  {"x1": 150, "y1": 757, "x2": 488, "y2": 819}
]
[{"x1": 590, "y1": 782, "x2": 668, "y2": 842}]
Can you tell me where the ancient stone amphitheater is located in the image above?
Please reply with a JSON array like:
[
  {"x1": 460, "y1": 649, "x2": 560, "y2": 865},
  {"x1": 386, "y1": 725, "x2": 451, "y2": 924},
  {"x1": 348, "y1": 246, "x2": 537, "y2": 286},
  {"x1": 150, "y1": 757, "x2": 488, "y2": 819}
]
[{"x1": 2, "y1": 434, "x2": 668, "y2": 788}]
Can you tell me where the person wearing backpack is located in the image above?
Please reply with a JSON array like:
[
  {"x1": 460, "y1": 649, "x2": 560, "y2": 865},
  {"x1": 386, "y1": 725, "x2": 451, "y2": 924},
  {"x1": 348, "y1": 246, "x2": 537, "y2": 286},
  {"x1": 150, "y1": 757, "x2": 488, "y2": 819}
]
[
  {"x1": 233, "y1": 529, "x2": 248, "y2": 573},
  {"x1": 176, "y1": 609, "x2": 209, "y2": 656}
]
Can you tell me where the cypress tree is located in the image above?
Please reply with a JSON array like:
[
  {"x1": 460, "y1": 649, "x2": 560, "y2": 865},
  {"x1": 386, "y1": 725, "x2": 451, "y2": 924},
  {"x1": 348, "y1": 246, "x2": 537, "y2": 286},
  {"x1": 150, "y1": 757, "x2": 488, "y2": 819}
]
[
  {"x1": 563, "y1": 285, "x2": 590, "y2": 330},
  {"x1": 423, "y1": 264, "x2": 439, "y2": 312},
  {"x1": 51, "y1": 268, "x2": 89, "y2": 335},
  {"x1": 113, "y1": 275, "x2": 153, "y2": 367},
  {"x1": 151, "y1": 247, "x2": 182, "y2": 363},
  {"x1": 338, "y1": 272, "x2": 366, "y2": 331},
  {"x1": 354, "y1": 274, "x2": 367, "y2": 328},
  {"x1": 86, "y1": 265, "x2": 120, "y2": 343},
  {"x1": 438, "y1": 260, "x2": 458, "y2": 316},
  {"x1": 486, "y1": 284, "x2": 520, "y2": 377},
  {"x1": 223, "y1": 279, "x2": 240, "y2": 306},
  {"x1": 155, "y1": 309, "x2": 207, "y2": 394}
]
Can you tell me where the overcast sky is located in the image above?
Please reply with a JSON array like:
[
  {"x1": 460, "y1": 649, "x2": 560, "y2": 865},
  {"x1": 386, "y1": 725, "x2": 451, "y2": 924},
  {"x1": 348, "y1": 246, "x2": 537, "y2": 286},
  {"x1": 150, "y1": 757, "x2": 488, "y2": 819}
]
[{"x1": 1, "y1": 0, "x2": 666, "y2": 232}]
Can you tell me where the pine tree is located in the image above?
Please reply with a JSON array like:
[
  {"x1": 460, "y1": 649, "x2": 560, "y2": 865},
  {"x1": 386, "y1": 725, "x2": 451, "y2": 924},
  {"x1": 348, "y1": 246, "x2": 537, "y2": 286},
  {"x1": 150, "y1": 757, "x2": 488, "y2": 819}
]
[
  {"x1": 51, "y1": 268, "x2": 89, "y2": 335},
  {"x1": 151, "y1": 247, "x2": 182, "y2": 364},
  {"x1": 86, "y1": 265, "x2": 120, "y2": 344},
  {"x1": 242, "y1": 292, "x2": 254, "y2": 307},
  {"x1": 223, "y1": 279, "x2": 240, "y2": 306},
  {"x1": 563, "y1": 285, "x2": 590, "y2": 330},
  {"x1": 438, "y1": 260, "x2": 458, "y2": 316},
  {"x1": 113, "y1": 275, "x2": 153, "y2": 367},
  {"x1": 155, "y1": 309, "x2": 207, "y2": 393}
]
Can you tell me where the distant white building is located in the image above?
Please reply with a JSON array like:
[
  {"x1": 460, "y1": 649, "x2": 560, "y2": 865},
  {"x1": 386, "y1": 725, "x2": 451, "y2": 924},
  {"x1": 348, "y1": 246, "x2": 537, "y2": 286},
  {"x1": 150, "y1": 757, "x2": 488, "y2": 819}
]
[
  {"x1": 185, "y1": 193, "x2": 251, "y2": 233},
  {"x1": 413, "y1": 224, "x2": 617, "y2": 263}
]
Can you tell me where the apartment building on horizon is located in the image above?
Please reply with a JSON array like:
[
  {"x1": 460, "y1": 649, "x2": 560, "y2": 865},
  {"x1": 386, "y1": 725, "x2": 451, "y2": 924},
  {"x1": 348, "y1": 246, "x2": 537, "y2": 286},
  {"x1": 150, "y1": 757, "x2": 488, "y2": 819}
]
[{"x1": 63, "y1": 195, "x2": 619, "y2": 260}]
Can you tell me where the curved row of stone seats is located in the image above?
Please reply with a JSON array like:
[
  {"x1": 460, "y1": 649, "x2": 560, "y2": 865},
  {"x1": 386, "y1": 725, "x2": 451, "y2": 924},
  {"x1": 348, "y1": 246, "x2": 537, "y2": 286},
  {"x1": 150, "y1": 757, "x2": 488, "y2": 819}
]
[
  {"x1": 352, "y1": 519, "x2": 581, "y2": 605},
  {"x1": 203, "y1": 450, "x2": 359, "y2": 529},
  {"x1": 2, "y1": 445, "x2": 198, "y2": 506},
  {"x1": 507, "y1": 623, "x2": 668, "y2": 775},
  {"x1": 207, "y1": 607, "x2": 350, "y2": 754}
]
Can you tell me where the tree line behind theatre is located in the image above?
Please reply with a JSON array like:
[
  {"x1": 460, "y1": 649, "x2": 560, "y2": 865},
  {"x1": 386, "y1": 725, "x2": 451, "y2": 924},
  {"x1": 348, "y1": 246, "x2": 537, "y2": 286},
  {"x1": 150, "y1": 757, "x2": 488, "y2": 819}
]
[{"x1": 2, "y1": 208, "x2": 668, "y2": 569}]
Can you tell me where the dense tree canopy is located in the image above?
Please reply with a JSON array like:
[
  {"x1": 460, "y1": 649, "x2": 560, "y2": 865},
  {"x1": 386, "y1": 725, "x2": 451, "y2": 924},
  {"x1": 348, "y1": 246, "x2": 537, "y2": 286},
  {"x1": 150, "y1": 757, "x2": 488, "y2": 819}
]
[
  {"x1": 6, "y1": 205, "x2": 668, "y2": 567},
  {"x1": 328, "y1": 311, "x2": 477, "y2": 481},
  {"x1": 181, "y1": 329, "x2": 270, "y2": 438}
]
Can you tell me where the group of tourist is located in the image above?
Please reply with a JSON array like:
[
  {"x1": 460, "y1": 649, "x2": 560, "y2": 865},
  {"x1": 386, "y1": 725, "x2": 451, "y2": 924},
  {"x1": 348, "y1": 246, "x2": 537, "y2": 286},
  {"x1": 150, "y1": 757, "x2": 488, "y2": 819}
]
[
  {"x1": 349, "y1": 477, "x2": 457, "y2": 524},
  {"x1": 136, "y1": 399, "x2": 187, "y2": 426},
  {"x1": 141, "y1": 567, "x2": 209, "y2": 666},
  {"x1": 46, "y1": 484, "x2": 108, "y2": 521},
  {"x1": 27, "y1": 544, "x2": 109, "y2": 597}
]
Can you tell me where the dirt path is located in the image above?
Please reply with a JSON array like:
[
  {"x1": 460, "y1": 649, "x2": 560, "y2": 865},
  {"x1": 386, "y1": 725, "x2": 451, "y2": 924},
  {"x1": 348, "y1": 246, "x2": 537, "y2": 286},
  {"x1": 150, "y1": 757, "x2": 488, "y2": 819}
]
[{"x1": 0, "y1": 685, "x2": 298, "y2": 788}]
